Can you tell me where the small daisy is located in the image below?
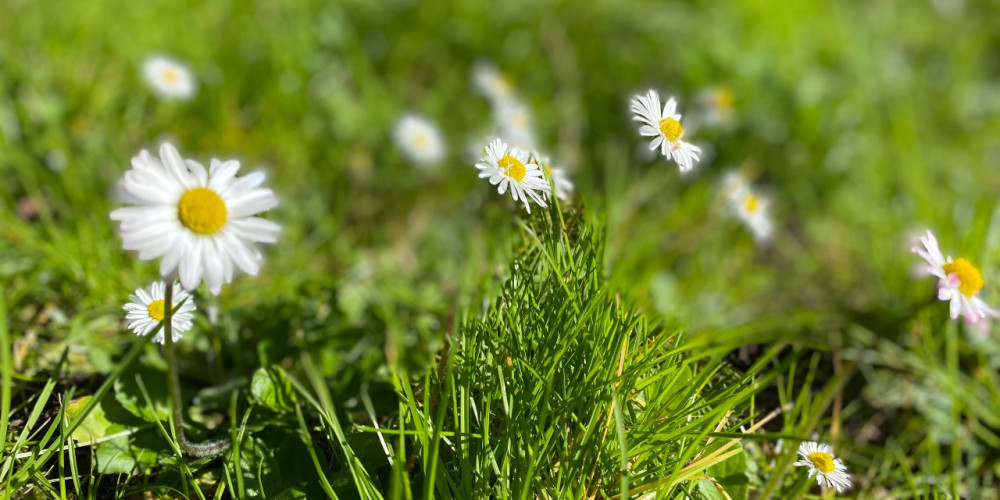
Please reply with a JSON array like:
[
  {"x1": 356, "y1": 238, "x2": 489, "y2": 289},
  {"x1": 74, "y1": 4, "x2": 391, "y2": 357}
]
[
  {"x1": 533, "y1": 153, "x2": 574, "y2": 201},
  {"x1": 696, "y1": 86, "x2": 736, "y2": 129},
  {"x1": 475, "y1": 138, "x2": 550, "y2": 213},
  {"x1": 124, "y1": 281, "x2": 196, "y2": 344},
  {"x1": 722, "y1": 173, "x2": 772, "y2": 242},
  {"x1": 630, "y1": 89, "x2": 702, "y2": 172},
  {"x1": 497, "y1": 99, "x2": 537, "y2": 150},
  {"x1": 912, "y1": 230, "x2": 995, "y2": 323},
  {"x1": 793, "y1": 441, "x2": 852, "y2": 493},
  {"x1": 143, "y1": 56, "x2": 196, "y2": 100},
  {"x1": 393, "y1": 113, "x2": 445, "y2": 166},
  {"x1": 111, "y1": 143, "x2": 281, "y2": 295},
  {"x1": 472, "y1": 61, "x2": 514, "y2": 103}
]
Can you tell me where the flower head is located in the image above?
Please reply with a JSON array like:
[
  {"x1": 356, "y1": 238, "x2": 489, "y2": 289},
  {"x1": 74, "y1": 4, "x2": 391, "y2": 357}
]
[
  {"x1": 143, "y1": 56, "x2": 196, "y2": 100},
  {"x1": 496, "y1": 99, "x2": 537, "y2": 150},
  {"x1": 124, "y1": 281, "x2": 196, "y2": 344},
  {"x1": 630, "y1": 89, "x2": 702, "y2": 172},
  {"x1": 110, "y1": 143, "x2": 281, "y2": 295},
  {"x1": 475, "y1": 138, "x2": 550, "y2": 213},
  {"x1": 394, "y1": 113, "x2": 445, "y2": 166},
  {"x1": 793, "y1": 441, "x2": 851, "y2": 493},
  {"x1": 472, "y1": 61, "x2": 514, "y2": 103},
  {"x1": 696, "y1": 86, "x2": 736, "y2": 130},
  {"x1": 912, "y1": 230, "x2": 995, "y2": 323},
  {"x1": 533, "y1": 153, "x2": 574, "y2": 201}
]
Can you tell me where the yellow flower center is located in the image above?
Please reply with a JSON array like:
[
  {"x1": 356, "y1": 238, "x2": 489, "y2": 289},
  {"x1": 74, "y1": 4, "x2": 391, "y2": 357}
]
[
  {"x1": 498, "y1": 154, "x2": 526, "y2": 183},
  {"x1": 658, "y1": 117, "x2": 684, "y2": 143},
  {"x1": 178, "y1": 187, "x2": 227, "y2": 235},
  {"x1": 713, "y1": 88, "x2": 734, "y2": 110},
  {"x1": 413, "y1": 131, "x2": 429, "y2": 150},
  {"x1": 808, "y1": 452, "x2": 836, "y2": 474},
  {"x1": 744, "y1": 194, "x2": 759, "y2": 213},
  {"x1": 943, "y1": 258, "x2": 985, "y2": 297},
  {"x1": 162, "y1": 67, "x2": 180, "y2": 84},
  {"x1": 147, "y1": 300, "x2": 166, "y2": 322}
]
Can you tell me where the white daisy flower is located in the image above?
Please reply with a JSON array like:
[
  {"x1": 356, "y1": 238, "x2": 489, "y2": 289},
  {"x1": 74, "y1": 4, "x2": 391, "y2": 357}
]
[
  {"x1": 722, "y1": 173, "x2": 772, "y2": 242},
  {"x1": 496, "y1": 98, "x2": 537, "y2": 150},
  {"x1": 472, "y1": 61, "x2": 514, "y2": 103},
  {"x1": 110, "y1": 143, "x2": 281, "y2": 295},
  {"x1": 143, "y1": 56, "x2": 196, "y2": 100},
  {"x1": 533, "y1": 153, "x2": 574, "y2": 201},
  {"x1": 912, "y1": 229, "x2": 995, "y2": 323},
  {"x1": 696, "y1": 86, "x2": 736, "y2": 130},
  {"x1": 124, "y1": 281, "x2": 196, "y2": 344},
  {"x1": 793, "y1": 441, "x2": 852, "y2": 493},
  {"x1": 475, "y1": 138, "x2": 550, "y2": 213},
  {"x1": 393, "y1": 113, "x2": 445, "y2": 166},
  {"x1": 630, "y1": 89, "x2": 702, "y2": 172}
]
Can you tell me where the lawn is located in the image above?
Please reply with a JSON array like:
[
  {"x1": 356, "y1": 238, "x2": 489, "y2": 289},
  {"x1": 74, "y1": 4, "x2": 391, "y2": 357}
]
[{"x1": 1, "y1": 0, "x2": 999, "y2": 498}]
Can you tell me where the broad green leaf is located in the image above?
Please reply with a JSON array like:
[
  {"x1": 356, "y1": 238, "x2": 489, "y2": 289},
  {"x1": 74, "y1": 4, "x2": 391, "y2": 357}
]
[
  {"x1": 250, "y1": 365, "x2": 297, "y2": 413},
  {"x1": 114, "y1": 365, "x2": 170, "y2": 422},
  {"x1": 705, "y1": 444, "x2": 749, "y2": 500}
]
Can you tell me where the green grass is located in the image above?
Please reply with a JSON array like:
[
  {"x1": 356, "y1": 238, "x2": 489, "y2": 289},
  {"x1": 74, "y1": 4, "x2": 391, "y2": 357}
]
[{"x1": 2, "y1": 0, "x2": 1000, "y2": 498}]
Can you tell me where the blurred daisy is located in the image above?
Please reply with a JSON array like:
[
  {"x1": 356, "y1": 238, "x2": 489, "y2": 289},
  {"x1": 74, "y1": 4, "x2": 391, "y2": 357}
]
[
  {"x1": 630, "y1": 89, "x2": 701, "y2": 172},
  {"x1": 472, "y1": 61, "x2": 514, "y2": 103},
  {"x1": 475, "y1": 138, "x2": 550, "y2": 213},
  {"x1": 393, "y1": 113, "x2": 444, "y2": 166},
  {"x1": 497, "y1": 99, "x2": 536, "y2": 150},
  {"x1": 696, "y1": 86, "x2": 736, "y2": 130},
  {"x1": 912, "y1": 230, "x2": 995, "y2": 323},
  {"x1": 143, "y1": 56, "x2": 196, "y2": 100},
  {"x1": 722, "y1": 173, "x2": 772, "y2": 242},
  {"x1": 533, "y1": 153, "x2": 574, "y2": 201},
  {"x1": 111, "y1": 143, "x2": 281, "y2": 295},
  {"x1": 793, "y1": 441, "x2": 851, "y2": 493},
  {"x1": 124, "y1": 281, "x2": 196, "y2": 344}
]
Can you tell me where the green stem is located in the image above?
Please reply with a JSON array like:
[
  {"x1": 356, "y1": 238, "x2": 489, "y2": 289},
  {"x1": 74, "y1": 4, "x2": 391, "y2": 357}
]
[{"x1": 163, "y1": 281, "x2": 230, "y2": 458}]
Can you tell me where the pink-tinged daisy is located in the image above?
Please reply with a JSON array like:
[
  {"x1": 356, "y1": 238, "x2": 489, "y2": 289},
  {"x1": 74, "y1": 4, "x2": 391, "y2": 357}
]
[{"x1": 912, "y1": 229, "x2": 995, "y2": 323}]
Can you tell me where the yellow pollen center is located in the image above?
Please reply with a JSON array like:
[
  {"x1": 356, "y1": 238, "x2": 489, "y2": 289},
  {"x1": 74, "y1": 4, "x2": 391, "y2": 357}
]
[
  {"x1": 714, "y1": 89, "x2": 734, "y2": 109},
  {"x1": 808, "y1": 452, "x2": 836, "y2": 474},
  {"x1": 745, "y1": 194, "x2": 759, "y2": 213},
  {"x1": 544, "y1": 166, "x2": 553, "y2": 178},
  {"x1": 162, "y1": 68, "x2": 180, "y2": 83},
  {"x1": 413, "y1": 132, "x2": 429, "y2": 149},
  {"x1": 498, "y1": 155, "x2": 527, "y2": 183},
  {"x1": 178, "y1": 187, "x2": 227, "y2": 235},
  {"x1": 943, "y1": 258, "x2": 984, "y2": 297},
  {"x1": 659, "y1": 117, "x2": 684, "y2": 143},
  {"x1": 148, "y1": 300, "x2": 166, "y2": 322}
]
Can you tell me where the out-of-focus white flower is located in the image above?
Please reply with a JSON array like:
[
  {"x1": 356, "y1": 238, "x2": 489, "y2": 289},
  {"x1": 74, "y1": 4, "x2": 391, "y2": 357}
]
[
  {"x1": 630, "y1": 89, "x2": 701, "y2": 172},
  {"x1": 472, "y1": 61, "x2": 514, "y2": 103},
  {"x1": 393, "y1": 113, "x2": 445, "y2": 166},
  {"x1": 496, "y1": 98, "x2": 536, "y2": 150},
  {"x1": 124, "y1": 281, "x2": 196, "y2": 344},
  {"x1": 722, "y1": 172, "x2": 772, "y2": 242},
  {"x1": 696, "y1": 86, "x2": 736, "y2": 130},
  {"x1": 912, "y1": 230, "x2": 995, "y2": 323},
  {"x1": 793, "y1": 441, "x2": 852, "y2": 493},
  {"x1": 532, "y1": 153, "x2": 574, "y2": 201},
  {"x1": 143, "y1": 56, "x2": 196, "y2": 100},
  {"x1": 111, "y1": 143, "x2": 281, "y2": 295},
  {"x1": 474, "y1": 138, "x2": 550, "y2": 213}
]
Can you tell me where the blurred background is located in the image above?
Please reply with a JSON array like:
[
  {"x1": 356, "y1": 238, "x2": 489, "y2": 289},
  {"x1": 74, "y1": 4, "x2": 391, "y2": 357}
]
[{"x1": 2, "y1": 0, "x2": 1000, "y2": 496}]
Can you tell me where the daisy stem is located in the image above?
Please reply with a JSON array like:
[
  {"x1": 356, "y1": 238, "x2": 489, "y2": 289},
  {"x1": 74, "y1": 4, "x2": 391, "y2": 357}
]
[{"x1": 163, "y1": 281, "x2": 231, "y2": 458}]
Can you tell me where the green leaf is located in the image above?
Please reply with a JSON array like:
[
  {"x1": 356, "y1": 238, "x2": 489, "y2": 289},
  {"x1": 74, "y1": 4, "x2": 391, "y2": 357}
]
[
  {"x1": 250, "y1": 365, "x2": 297, "y2": 413},
  {"x1": 66, "y1": 396, "x2": 114, "y2": 442},
  {"x1": 704, "y1": 444, "x2": 749, "y2": 500},
  {"x1": 93, "y1": 430, "x2": 169, "y2": 474},
  {"x1": 114, "y1": 365, "x2": 170, "y2": 423}
]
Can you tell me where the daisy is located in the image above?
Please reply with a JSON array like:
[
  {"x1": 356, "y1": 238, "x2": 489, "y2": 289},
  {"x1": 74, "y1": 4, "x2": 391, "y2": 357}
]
[
  {"x1": 472, "y1": 61, "x2": 514, "y2": 103},
  {"x1": 475, "y1": 138, "x2": 550, "y2": 213},
  {"x1": 124, "y1": 281, "x2": 196, "y2": 344},
  {"x1": 533, "y1": 153, "x2": 574, "y2": 201},
  {"x1": 696, "y1": 86, "x2": 736, "y2": 130},
  {"x1": 732, "y1": 188, "x2": 772, "y2": 242},
  {"x1": 630, "y1": 89, "x2": 702, "y2": 172},
  {"x1": 143, "y1": 56, "x2": 196, "y2": 100},
  {"x1": 793, "y1": 441, "x2": 852, "y2": 493},
  {"x1": 496, "y1": 98, "x2": 537, "y2": 150},
  {"x1": 393, "y1": 113, "x2": 445, "y2": 166},
  {"x1": 110, "y1": 143, "x2": 281, "y2": 295},
  {"x1": 912, "y1": 230, "x2": 995, "y2": 323}
]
